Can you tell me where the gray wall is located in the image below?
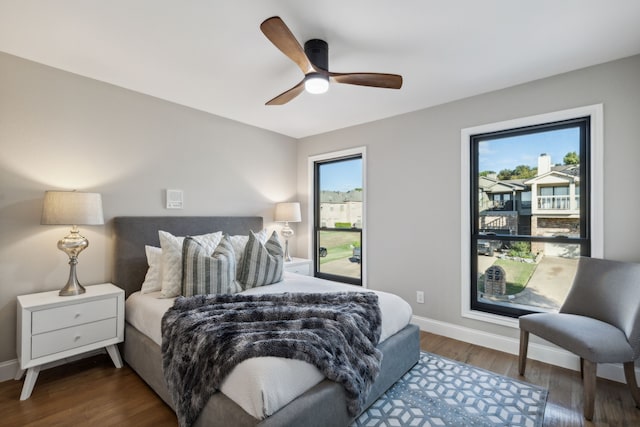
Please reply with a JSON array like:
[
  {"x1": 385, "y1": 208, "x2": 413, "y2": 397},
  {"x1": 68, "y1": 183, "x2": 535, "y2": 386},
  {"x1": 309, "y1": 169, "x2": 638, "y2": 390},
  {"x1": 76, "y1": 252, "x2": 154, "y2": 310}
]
[
  {"x1": 297, "y1": 54, "x2": 640, "y2": 339},
  {"x1": 2, "y1": 49, "x2": 639, "y2": 368},
  {"x1": 0, "y1": 52, "x2": 297, "y2": 363}
]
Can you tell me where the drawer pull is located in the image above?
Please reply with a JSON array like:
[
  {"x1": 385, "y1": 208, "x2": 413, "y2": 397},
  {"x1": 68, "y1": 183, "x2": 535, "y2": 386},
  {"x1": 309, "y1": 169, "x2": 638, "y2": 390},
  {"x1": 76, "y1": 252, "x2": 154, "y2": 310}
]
[
  {"x1": 75, "y1": 313, "x2": 81, "y2": 318},
  {"x1": 74, "y1": 335, "x2": 81, "y2": 341}
]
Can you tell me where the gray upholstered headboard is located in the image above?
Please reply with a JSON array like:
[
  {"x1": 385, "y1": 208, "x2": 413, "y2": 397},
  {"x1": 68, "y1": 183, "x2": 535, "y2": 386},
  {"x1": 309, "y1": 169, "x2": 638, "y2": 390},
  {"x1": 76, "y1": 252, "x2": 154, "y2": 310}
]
[{"x1": 112, "y1": 216, "x2": 263, "y2": 297}]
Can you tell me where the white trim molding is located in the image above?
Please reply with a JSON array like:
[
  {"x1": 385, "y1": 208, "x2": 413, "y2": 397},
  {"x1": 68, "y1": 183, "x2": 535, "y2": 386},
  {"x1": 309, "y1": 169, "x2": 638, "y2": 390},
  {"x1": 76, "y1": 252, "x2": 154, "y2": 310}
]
[
  {"x1": 413, "y1": 315, "x2": 638, "y2": 385},
  {"x1": 1, "y1": 349, "x2": 106, "y2": 383},
  {"x1": 0, "y1": 358, "x2": 20, "y2": 382},
  {"x1": 460, "y1": 104, "x2": 604, "y2": 326}
]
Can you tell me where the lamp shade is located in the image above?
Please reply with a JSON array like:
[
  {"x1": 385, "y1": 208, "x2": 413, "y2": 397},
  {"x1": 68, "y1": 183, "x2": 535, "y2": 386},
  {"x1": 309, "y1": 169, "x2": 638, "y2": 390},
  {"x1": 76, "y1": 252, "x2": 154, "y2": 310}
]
[
  {"x1": 41, "y1": 191, "x2": 104, "y2": 225},
  {"x1": 274, "y1": 202, "x2": 301, "y2": 223}
]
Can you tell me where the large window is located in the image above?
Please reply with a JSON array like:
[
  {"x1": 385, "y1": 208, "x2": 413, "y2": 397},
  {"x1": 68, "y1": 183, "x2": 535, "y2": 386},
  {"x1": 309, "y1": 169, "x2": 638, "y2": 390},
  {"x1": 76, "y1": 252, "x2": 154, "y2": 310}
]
[
  {"x1": 311, "y1": 150, "x2": 364, "y2": 286},
  {"x1": 461, "y1": 106, "x2": 603, "y2": 322}
]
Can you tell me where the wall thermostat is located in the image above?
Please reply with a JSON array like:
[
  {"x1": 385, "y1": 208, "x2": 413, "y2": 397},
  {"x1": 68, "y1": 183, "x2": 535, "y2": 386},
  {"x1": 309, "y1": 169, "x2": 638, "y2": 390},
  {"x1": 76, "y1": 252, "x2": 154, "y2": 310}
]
[{"x1": 166, "y1": 189, "x2": 183, "y2": 209}]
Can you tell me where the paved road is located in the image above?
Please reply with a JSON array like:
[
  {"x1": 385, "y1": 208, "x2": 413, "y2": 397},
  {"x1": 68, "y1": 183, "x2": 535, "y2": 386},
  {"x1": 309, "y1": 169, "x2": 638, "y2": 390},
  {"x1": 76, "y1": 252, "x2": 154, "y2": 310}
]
[
  {"x1": 319, "y1": 258, "x2": 360, "y2": 278},
  {"x1": 512, "y1": 256, "x2": 577, "y2": 309}
]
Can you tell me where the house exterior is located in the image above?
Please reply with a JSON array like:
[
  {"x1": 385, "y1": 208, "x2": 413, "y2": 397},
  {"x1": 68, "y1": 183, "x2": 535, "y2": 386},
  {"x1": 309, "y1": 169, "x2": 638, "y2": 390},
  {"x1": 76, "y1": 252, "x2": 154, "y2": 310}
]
[
  {"x1": 478, "y1": 154, "x2": 580, "y2": 253},
  {"x1": 319, "y1": 190, "x2": 363, "y2": 228},
  {"x1": 478, "y1": 175, "x2": 528, "y2": 235}
]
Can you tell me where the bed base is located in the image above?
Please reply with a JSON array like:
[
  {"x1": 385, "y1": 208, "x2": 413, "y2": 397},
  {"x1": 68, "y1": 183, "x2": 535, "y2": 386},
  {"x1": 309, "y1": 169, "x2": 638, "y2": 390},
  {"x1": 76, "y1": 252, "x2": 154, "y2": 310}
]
[
  {"x1": 113, "y1": 216, "x2": 420, "y2": 426},
  {"x1": 124, "y1": 322, "x2": 419, "y2": 426}
]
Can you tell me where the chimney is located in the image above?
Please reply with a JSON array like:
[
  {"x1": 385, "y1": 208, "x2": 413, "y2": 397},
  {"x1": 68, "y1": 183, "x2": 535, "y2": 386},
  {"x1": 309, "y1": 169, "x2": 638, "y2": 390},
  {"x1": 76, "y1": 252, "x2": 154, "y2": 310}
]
[{"x1": 538, "y1": 153, "x2": 551, "y2": 176}]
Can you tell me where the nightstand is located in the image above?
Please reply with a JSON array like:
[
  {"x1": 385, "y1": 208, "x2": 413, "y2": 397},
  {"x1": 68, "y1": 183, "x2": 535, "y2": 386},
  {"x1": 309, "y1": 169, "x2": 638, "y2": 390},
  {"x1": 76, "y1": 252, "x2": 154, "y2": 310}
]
[
  {"x1": 16, "y1": 283, "x2": 124, "y2": 400},
  {"x1": 284, "y1": 257, "x2": 313, "y2": 276}
]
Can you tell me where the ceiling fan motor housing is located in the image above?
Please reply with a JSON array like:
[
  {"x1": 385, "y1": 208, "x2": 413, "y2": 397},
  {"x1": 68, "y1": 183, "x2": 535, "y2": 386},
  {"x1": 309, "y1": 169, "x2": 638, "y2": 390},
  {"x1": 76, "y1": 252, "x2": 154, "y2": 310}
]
[{"x1": 304, "y1": 39, "x2": 328, "y2": 71}]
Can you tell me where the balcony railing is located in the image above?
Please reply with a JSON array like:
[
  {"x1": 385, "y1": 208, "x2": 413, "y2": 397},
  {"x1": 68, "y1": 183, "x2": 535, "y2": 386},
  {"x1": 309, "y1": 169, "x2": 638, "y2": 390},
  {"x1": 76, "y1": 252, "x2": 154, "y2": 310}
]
[{"x1": 536, "y1": 195, "x2": 579, "y2": 210}]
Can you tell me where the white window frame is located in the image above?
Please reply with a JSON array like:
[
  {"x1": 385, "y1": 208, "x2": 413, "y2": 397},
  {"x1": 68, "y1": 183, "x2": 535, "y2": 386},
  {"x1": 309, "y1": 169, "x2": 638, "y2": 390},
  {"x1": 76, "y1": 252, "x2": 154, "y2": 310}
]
[
  {"x1": 460, "y1": 105, "x2": 603, "y2": 327},
  {"x1": 308, "y1": 146, "x2": 367, "y2": 288}
]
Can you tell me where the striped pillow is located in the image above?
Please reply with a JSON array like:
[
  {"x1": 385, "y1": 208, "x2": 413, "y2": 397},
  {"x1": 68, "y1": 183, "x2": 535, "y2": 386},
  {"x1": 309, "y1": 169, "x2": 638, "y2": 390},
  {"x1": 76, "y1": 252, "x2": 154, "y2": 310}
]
[
  {"x1": 181, "y1": 235, "x2": 241, "y2": 297},
  {"x1": 238, "y1": 230, "x2": 284, "y2": 289}
]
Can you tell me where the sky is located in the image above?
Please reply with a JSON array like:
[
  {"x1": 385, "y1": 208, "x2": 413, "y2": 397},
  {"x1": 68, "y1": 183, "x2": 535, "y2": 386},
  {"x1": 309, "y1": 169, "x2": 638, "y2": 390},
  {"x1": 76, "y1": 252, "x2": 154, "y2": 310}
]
[
  {"x1": 320, "y1": 158, "x2": 362, "y2": 191},
  {"x1": 478, "y1": 127, "x2": 580, "y2": 173}
]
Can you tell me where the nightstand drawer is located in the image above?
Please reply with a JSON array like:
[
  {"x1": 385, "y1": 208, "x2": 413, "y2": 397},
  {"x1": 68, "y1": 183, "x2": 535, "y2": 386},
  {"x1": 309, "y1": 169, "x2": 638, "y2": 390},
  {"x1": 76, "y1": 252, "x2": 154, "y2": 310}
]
[
  {"x1": 31, "y1": 318, "x2": 118, "y2": 359},
  {"x1": 32, "y1": 297, "x2": 117, "y2": 334},
  {"x1": 284, "y1": 258, "x2": 312, "y2": 276},
  {"x1": 285, "y1": 264, "x2": 311, "y2": 275}
]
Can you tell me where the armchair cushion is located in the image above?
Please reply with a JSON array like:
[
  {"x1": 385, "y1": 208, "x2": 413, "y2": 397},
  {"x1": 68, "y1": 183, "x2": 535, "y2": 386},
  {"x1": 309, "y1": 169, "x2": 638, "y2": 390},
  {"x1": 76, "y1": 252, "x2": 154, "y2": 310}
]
[{"x1": 520, "y1": 313, "x2": 635, "y2": 363}]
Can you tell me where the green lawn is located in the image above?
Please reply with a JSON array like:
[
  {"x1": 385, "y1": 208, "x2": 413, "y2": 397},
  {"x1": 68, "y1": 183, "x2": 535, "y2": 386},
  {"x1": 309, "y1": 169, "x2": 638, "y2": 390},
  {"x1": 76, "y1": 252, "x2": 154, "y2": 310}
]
[
  {"x1": 319, "y1": 243, "x2": 353, "y2": 264},
  {"x1": 479, "y1": 258, "x2": 537, "y2": 294},
  {"x1": 318, "y1": 230, "x2": 360, "y2": 264}
]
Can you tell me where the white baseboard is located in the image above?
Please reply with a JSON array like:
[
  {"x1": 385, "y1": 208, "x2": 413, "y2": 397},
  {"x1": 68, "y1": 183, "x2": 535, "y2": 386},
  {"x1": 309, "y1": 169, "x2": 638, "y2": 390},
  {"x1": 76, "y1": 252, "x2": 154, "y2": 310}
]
[
  {"x1": 413, "y1": 314, "x2": 639, "y2": 384},
  {"x1": 0, "y1": 349, "x2": 105, "y2": 383},
  {"x1": 0, "y1": 358, "x2": 20, "y2": 382}
]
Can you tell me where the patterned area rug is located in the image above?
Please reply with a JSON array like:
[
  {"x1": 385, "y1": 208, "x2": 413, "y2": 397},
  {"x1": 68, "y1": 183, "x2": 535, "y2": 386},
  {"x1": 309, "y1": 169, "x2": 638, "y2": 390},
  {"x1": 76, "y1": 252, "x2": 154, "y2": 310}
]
[{"x1": 352, "y1": 352, "x2": 547, "y2": 427}]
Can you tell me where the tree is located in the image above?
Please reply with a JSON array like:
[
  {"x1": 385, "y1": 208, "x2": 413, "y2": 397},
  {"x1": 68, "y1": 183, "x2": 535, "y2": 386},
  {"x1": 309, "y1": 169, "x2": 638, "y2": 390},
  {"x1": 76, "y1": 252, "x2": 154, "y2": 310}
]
[
  {"x1": 498, "y1": 165, "x2": 536, "y2": 180},
  {"x1": 479, "y1": 171, "x2": 496, "y2": 177},
  {"x1": 497, "y1": 169, "x2": 513, "y2": 180},
  {"x1": 512, "y1": 165, "x2": 537, "y2": 179},
  {"x1": 564, "y1": 151, "x2": 579, "y2": 165}
]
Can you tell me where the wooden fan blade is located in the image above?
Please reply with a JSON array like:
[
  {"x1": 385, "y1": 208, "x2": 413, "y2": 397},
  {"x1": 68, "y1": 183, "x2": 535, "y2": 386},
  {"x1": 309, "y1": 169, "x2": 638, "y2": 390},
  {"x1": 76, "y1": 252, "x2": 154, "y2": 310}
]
[
  {"x1": 329, "y1": 72, "x2": 403, "y2": 89},
  {"x1": 260, "y1": 16, "x2": 315, "y2": 74},
  {"x1": 266, "y1": 80, "x2": 306, "y2": 105}
]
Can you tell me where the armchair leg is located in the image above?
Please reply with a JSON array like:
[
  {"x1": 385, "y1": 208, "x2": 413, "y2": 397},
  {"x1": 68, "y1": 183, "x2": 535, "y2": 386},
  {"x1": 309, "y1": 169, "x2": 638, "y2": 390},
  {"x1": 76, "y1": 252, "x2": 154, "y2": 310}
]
[
  {"x1": 623, "y1": 361, "x2": 640, "y2": 409},
  {"x1": 518, "y1": 329, "x2": 529, "y2": 375},
  {"x1": 582, "y1": 359, "x2": 597, "y2": 421}
]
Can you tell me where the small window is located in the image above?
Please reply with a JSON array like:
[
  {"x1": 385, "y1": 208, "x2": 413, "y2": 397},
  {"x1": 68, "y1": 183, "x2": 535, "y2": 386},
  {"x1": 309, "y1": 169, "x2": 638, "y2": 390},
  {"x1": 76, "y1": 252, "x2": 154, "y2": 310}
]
[{"x1": 311, "y1": 149, "x2": 365, "y2": 286}]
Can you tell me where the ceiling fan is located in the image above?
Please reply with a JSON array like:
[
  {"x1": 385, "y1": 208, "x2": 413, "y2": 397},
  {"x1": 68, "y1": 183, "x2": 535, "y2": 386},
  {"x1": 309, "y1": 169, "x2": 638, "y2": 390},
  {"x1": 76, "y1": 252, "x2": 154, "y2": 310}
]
[{"x1": 260, "y1": 16, "x2": 403, "y2": 105}]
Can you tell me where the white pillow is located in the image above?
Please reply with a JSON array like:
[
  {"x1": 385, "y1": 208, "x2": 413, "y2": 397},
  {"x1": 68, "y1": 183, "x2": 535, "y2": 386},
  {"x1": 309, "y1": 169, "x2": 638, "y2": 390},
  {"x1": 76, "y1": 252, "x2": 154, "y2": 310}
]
[
  {"x1": 140, "y1": 245, "x2": 162, "y2": 294},
  {"x1": 159, "y1": 230, "x2": 223, "y2": 298}
]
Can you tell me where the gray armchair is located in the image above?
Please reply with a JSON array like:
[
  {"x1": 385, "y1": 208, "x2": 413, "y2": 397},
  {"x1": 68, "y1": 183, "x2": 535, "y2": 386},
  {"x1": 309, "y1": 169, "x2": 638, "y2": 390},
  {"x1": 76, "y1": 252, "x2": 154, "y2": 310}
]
[{"x1": 518, "y1": 256, "x2": 640, "y2": 420}]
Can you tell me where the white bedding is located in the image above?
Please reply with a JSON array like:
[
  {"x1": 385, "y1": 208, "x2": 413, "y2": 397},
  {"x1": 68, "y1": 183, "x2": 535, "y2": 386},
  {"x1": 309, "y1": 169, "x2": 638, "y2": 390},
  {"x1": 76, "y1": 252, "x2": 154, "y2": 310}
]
[{"x1": 125, "y1": 272, "x2": 412, "y2": 419}]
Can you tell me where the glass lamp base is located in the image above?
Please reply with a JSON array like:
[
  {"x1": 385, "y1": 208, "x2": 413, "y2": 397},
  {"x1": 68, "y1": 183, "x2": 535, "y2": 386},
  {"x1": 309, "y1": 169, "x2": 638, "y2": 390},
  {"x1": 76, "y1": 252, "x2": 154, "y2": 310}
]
[
  {"x1": 59, "y1": 282, "x2": 86, "y2": 296},
  {"x1": 284, "y1": 239, "x2": 292, "y2": 262},
  {"x1": 57, "y1": 227, "x2": 88, "y2": 296},
  {"x1": 281, "y1": 222, "x2": 294, "y2": 262},
  {"x1": 59, "y1": 256, "x2": 86, "y2": 296}
]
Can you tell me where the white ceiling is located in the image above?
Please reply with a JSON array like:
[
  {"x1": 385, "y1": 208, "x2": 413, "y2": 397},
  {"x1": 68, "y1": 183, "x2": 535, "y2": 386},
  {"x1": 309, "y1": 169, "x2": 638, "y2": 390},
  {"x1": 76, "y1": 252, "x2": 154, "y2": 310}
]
[{"x1": 1, "y1": 1, "x2": 639, "y2": 139}]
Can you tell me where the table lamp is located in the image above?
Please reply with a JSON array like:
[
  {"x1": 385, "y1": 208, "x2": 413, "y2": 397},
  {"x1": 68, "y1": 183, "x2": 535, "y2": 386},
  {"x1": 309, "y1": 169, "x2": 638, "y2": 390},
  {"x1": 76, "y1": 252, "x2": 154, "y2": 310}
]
[
  {"x1": 274, "y1": 202, "x2": 301, "y2": 262},
  {"x1": 41, "y1": 191, "x2": 104, "y2": 296}
]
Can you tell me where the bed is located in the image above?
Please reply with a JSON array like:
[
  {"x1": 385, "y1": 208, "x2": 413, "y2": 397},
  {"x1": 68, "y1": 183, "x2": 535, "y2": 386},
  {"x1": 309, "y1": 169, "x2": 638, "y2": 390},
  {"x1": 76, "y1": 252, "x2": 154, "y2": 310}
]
[{"x1": 112, "y1": 216, "x2": 420, "y2": 427}]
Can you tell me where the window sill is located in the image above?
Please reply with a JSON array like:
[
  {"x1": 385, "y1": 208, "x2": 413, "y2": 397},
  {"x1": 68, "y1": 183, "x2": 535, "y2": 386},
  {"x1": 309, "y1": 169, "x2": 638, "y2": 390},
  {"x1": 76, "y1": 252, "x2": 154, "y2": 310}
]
[{"x1": 462, "y1": 308, "x2": 519, "y2": 329}]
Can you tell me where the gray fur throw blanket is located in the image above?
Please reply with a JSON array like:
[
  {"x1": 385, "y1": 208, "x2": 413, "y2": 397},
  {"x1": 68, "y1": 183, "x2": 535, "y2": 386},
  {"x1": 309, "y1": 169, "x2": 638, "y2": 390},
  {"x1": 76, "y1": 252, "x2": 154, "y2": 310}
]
[{"x1": 161, "y1": 292, "x2": 383, "y2": 427}]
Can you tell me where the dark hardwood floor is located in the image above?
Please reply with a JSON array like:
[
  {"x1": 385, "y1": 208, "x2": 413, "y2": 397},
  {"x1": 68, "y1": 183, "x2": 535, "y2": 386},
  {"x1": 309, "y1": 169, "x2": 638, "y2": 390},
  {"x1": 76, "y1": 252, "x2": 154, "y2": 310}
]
[{"x1": 1, "y1": 331, "x2": 638, "y2": 426}]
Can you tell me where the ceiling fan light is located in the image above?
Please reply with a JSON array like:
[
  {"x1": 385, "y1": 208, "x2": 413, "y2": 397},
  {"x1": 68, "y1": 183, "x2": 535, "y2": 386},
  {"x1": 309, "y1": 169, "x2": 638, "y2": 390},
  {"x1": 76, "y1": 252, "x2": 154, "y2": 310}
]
[{"x1": 304, "y1": 73, "x2": 329, "y2": 94}]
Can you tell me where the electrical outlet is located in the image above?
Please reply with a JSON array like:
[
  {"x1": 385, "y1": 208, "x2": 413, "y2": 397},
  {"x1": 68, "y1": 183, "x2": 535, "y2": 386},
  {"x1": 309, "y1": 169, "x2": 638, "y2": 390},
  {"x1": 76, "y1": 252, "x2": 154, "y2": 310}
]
[{"x1": 416, "y1": 291, "x2": 424, "y2": 304}]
